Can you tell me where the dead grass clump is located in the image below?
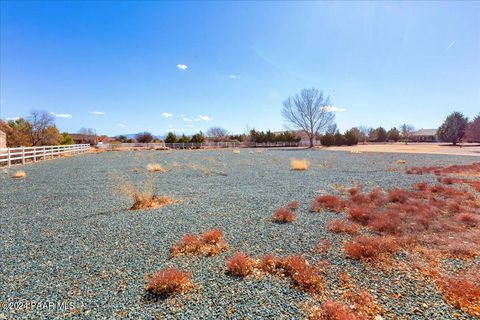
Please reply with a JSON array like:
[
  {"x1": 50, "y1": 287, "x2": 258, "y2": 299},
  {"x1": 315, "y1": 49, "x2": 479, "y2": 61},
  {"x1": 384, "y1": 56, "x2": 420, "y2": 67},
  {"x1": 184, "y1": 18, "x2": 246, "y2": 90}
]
[
  {"x1": 345, "y1": 236, "x2": 399, "y2": 260},
  {"x1": 233, "y1": 149, "x2": 241, "y2": 154},
  {"x1": 172, "y1": 229, "x2": 228, "y2": 256},
  {"x1": 130, "y1": 192, "x2": 173, "y2": 210},
  {"x1": 226, "y1": 252, "x2": 256, "y2": 277},
  {"x1": 310, "y1": 195, "x2": 345, "y2": 213},
  {"x1": 272, "y1": 207, "x2": 296, "y2": 223},
  {"x1": 260, "y1": 253, "x2": 278, "y2": 273},
  {"x1": 291, "y1": 158, "x2": 309, "y2": 171},
  {"x1": 310, "y1": 300, "x2": 360, "y2": 320},
  {"x1": 146, "y1": 163, "x2": 166, "y2": 173},
  {"x1": 145, "y1": 268, "x2": 193, "y2": 296},
  {"x1": 327, "y1": 219, "x2": 360, "y2": 235},
  {"x1": 439, "y1": 276, "x2": 480, "y2": 316},
  {"x1": 12, "y1": 170, "x2": 26, "y2": 179},
  {"x1": 279, "y1": 255, "x2": 323, "y2": 292},
  {"x1": 396, "y1": 159, "x2": 406, "y2": 164},
  {"x1": 117, "y1": 176, "x2": 175, "y2": 210}
]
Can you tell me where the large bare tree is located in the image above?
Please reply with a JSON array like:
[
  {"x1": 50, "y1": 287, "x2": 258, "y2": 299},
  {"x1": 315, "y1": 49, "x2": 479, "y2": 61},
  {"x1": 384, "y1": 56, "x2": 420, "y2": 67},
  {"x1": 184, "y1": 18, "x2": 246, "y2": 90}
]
[
  {"x1": 206, "y1": 127, "x2": 228, "y2": 141},
  {"x1": 282, "y1": 88, "x2": 335, "y2": 148},
  {"x1": 400, "y1": 124, "x2": 415, "y2": 145},
  {"x1": 29, "y1": 110, "x2": 56, "y2": 146}
]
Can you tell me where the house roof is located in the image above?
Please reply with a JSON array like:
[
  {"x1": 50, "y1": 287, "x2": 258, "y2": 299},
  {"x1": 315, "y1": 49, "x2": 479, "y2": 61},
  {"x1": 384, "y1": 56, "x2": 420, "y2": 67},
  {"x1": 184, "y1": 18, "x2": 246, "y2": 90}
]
[{"x1": 411, "y1": 129, "x2": 438, "y2": 136}]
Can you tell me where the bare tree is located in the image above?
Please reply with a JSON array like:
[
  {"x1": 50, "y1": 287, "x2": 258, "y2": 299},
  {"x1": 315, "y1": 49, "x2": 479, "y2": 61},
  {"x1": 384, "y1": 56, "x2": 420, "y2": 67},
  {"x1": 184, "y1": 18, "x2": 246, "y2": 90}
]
[
  {"x1": 357, "y1": 126, "x2": 371, "y2": 145},
  {"x1": 79, "y1": 127, "x2": 96, "y2": 144},
  {"x1": 282, "y1": 88, "x2": 335, "y2": 148},
  {"x1": 207, "y1": 127, "x2": 228, "y2": 141},
  {"x1": 135, "y1": 131, "x2": 154, "y2": 143},
  {"x1": 400, "y1": 124, "x2": 415, "y2": 145},
  {"x1": 29, "y1": 110, "x2": 56, "y2": 146}
]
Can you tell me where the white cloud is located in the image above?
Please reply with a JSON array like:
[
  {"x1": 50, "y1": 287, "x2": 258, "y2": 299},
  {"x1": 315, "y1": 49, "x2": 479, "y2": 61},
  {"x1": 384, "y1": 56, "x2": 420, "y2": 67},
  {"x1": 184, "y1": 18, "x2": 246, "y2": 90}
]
[
  {"x1": 180, "y1": 114, "x2": 185, "y2": 117},
  {"x1": 182, "y1": 117, "x2": 193, "y2": 122},
  {"x1": 50, "y1": 112, "x2": 72, "y2": 119},
  {"x1": 447, "y1": 41, "x2": 455, "y2": 49},
  {"x1": 172, "y1": 128, "x2": 185, "y2": 132},
  {"x1": 116, "y1": 123, "x2": 126, "y2": 127},
  {"x1": 197, "y1": 115, "x2": 212, "y2": 121},
  {"x1": 228, "y1": 74, "x2": 238, "y2": 79},
  {"x1": 91, "y1": 111, "x2": 105, "y2": 115},
  {"x1": 177, "y1": 64, "x2": 188, "y2": 70},
  {"x1": 187, "y1": 124, "x2": 194, "y2": 128},
  {"x1": 162, "y1": 112, "x2": 173, "y2": 118},
  {"x1": 6, "y1": 116, "x2": 19, "y2": 121},
  {"x1": 322, "y1": 106, "x2": 346, "y2": 112}
]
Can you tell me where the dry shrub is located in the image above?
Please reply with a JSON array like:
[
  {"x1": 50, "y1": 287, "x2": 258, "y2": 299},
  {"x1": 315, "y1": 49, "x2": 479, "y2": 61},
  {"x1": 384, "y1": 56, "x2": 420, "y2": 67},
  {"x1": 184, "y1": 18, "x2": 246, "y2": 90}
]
[
  {"x1": 146, "y1": 163, "x2": 166, "y2": 173},
  {"x1": 172, "y1": 229, "x2": 228, "y2": 256},
  {"x1": 287, "y1": 201, "x2": 300, "y2": 210},
  {"x1": 272, "y1": 207, "x2": 296, "y2": 223},
  {"x1": 396, "y1": 159, "x2": 406, "y2": 164},
  {"x1": 310, "y1": 195, "x2": 345, "y2": 213},
  {"x1": 439, "y1": 276, "x2": 480, "y2": 316},
  {"x1": 327, "y1": 219, "x2": 360, "y2": 235},
  {"x1": 311, "y1": 300, "x2": 361, "y2": 320},
  {"x1": 130, "y1": 193, "x2": 173, "y2": 210},
  {"x1": 117, "y1": 176, "x2": 174, "y2": 210},
  {"x1": 12, "y1": 170, "x2": 26, "y2": 179},
  {"x1": 279, "y1": 255, "x2": 323, "y2": 292},
  {"x1": 233, "y1": 149, "x2": 241, "y2": 154},
  {"x1": 226, "y1": 252, "x2": 255, "y2": 277},
  {"x1": 145, "y1": 268, "x2": 193, "y2": 296},
  {"x1": 345, "y1": 236, "x2": 398, "y2": 260},
  {"x1": 291, "y1": 158, "x2": 309, "y2": 171},
  {"x1": 260, "y1": 253, "x2": 278, "y2": 273}
]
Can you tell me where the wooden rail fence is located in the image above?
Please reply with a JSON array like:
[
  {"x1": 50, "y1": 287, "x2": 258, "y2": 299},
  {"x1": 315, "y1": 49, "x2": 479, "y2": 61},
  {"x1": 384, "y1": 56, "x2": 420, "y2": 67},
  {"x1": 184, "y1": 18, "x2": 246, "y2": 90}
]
[{"x1": 0, "y1": 144, "x2": 90, "y2": 168}]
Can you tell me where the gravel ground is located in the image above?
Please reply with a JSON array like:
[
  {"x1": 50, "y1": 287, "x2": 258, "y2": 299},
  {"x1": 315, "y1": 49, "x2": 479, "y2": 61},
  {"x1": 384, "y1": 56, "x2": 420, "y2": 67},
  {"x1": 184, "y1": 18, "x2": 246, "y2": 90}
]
[{"x1": 0, "y1": 149, "x2": 478, "y2": 319}]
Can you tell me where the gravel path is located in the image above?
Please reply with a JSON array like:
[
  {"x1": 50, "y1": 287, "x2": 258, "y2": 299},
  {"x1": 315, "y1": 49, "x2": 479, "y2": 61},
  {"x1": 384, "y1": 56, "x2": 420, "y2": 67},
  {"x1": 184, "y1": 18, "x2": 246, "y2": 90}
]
[{"x1": 1, "y1": 149, "x2": 478, "y2": 319}]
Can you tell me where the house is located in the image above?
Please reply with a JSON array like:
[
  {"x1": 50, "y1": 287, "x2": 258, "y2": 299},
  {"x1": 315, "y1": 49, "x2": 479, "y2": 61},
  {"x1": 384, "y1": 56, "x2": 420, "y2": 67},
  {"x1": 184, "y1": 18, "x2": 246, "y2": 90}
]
[
  {"x1": 0, "y1": 120, "x2": 11, "y2": 149},
  {"x1": 409, "y1": 129, "x2": 439, "y2": 142}
]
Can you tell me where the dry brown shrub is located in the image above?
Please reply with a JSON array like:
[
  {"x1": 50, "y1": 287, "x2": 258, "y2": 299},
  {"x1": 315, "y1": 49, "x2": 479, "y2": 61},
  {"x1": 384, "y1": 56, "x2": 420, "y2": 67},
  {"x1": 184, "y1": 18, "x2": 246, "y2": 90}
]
[
  {"x1": 145, "y1": 268, "x2": 193, "y2": 296},
  {"x1": 117, "y1": 176, "x2": 174, "y2": 210},
  {"x1": 226, "y1": 252, "x2": 256, "y2": 277},
  {"x1": 327, "y1": 219, "x2": 360, "y2": 235},
  {"x1": 272, "y1": 207, "x2": 296, "y2": 223},
  {"x1": 171, "y1": 229, "x2": 228, "y2": 256},
  {"x1": 291, "y1": 158, "x2": 309, "y2": 170},
  {"x1": 12, "y1": 170, "x2": 26, "y2": 179},
  {"x1": 146, "y1": 163, "x2": 166, "y2": 173}
]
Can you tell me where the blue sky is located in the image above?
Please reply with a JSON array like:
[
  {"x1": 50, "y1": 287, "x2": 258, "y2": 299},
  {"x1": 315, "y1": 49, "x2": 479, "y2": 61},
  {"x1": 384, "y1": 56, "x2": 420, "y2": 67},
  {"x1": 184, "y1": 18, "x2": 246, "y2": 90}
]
[{"x1": 1, "y1": 1, "x2": 479, "y2": 136}]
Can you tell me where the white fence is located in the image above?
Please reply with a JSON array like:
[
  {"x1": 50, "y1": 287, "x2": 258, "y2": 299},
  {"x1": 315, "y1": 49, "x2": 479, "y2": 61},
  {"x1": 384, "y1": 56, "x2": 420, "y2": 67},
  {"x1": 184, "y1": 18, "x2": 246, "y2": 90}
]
[{"x1": 0, "y1": 144, "x2": 90, "y2": 167}]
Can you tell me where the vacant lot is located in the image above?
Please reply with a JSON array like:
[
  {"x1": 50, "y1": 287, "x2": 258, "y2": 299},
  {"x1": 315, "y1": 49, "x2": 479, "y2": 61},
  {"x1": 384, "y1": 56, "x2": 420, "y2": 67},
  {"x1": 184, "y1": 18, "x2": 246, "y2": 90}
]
[{"x1": 1, "y1": 149, "x2": 478, "y2": 319}]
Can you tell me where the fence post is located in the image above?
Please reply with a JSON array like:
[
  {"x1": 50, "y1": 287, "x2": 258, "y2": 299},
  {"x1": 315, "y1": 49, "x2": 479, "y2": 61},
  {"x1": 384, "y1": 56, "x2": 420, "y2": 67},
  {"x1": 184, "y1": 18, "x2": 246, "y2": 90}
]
[
  {"x1": 33, "y1": 147, "x2": 36, "y2": 163},
  {"x1": 43, "y1": 146, "x2": 46, "y2": 160},
  {"x1": 21, "y1": 147, "x2": 25, "y2": 165},
  {"x1": 7, "y1": 148, "x2": 11, "y2": 168}
]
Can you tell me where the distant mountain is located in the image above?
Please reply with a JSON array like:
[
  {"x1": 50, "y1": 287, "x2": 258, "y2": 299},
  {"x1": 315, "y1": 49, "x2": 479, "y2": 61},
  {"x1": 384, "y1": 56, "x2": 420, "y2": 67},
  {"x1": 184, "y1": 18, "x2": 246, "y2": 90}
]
[{"x1": 116, "y1": 133, "x2": 164, "y2": 139}]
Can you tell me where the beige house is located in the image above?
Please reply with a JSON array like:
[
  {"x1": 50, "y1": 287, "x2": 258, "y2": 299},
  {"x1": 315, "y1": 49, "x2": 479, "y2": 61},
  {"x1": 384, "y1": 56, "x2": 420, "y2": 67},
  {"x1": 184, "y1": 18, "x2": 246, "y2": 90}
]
[
  {"x1": 0, "y1": 120, "x2": 9, "y2": 149},
  {"x1": 0, "y1": 129, "x2": 5, "y2": 149}
]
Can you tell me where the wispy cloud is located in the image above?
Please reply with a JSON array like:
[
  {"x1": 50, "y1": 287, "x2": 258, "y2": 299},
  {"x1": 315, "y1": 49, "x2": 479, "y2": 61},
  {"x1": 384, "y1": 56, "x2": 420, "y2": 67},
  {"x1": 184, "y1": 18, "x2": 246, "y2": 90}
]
[
  {"x1": 91, "y1": 111, "x2": 105, "y2": 115},
  {"x1": 182, "y1": 117, "x2": 193, "y2": 122},
  {"x1": 162, "y1": 112, "x2": 173, "y2": 118},
  {"x1": 322, "y1": 106, "x2": 346, "y2": 112},
  {"x1": 6, "y1": 116, "x2": 20, "y2": 121},
  {"x1": 447, "y1": 41, "x2": 455, "y2": 49},
  {"x1": 197, "y1": 115, "x2": 212, "y2": 121},
  {"x1": 177, "y1": 64, "x2": 188, "y2": 70},
  {"x1": 228, "y1": 74, "x2": 238, "y2": 79},
  {"x1": 50, "y1": 112, "x2": 72, "y2": 119},
  {"x1": 116, "y1": 123, "x2": 126, "y2": 127}
]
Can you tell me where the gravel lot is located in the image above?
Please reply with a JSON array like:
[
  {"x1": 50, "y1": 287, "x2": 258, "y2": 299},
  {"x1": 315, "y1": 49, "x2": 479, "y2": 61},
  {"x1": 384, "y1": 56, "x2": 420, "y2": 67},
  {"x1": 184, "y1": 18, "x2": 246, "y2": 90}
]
[{"x1": 1, "y1": 149, "x2": 478, "y2": 319}]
